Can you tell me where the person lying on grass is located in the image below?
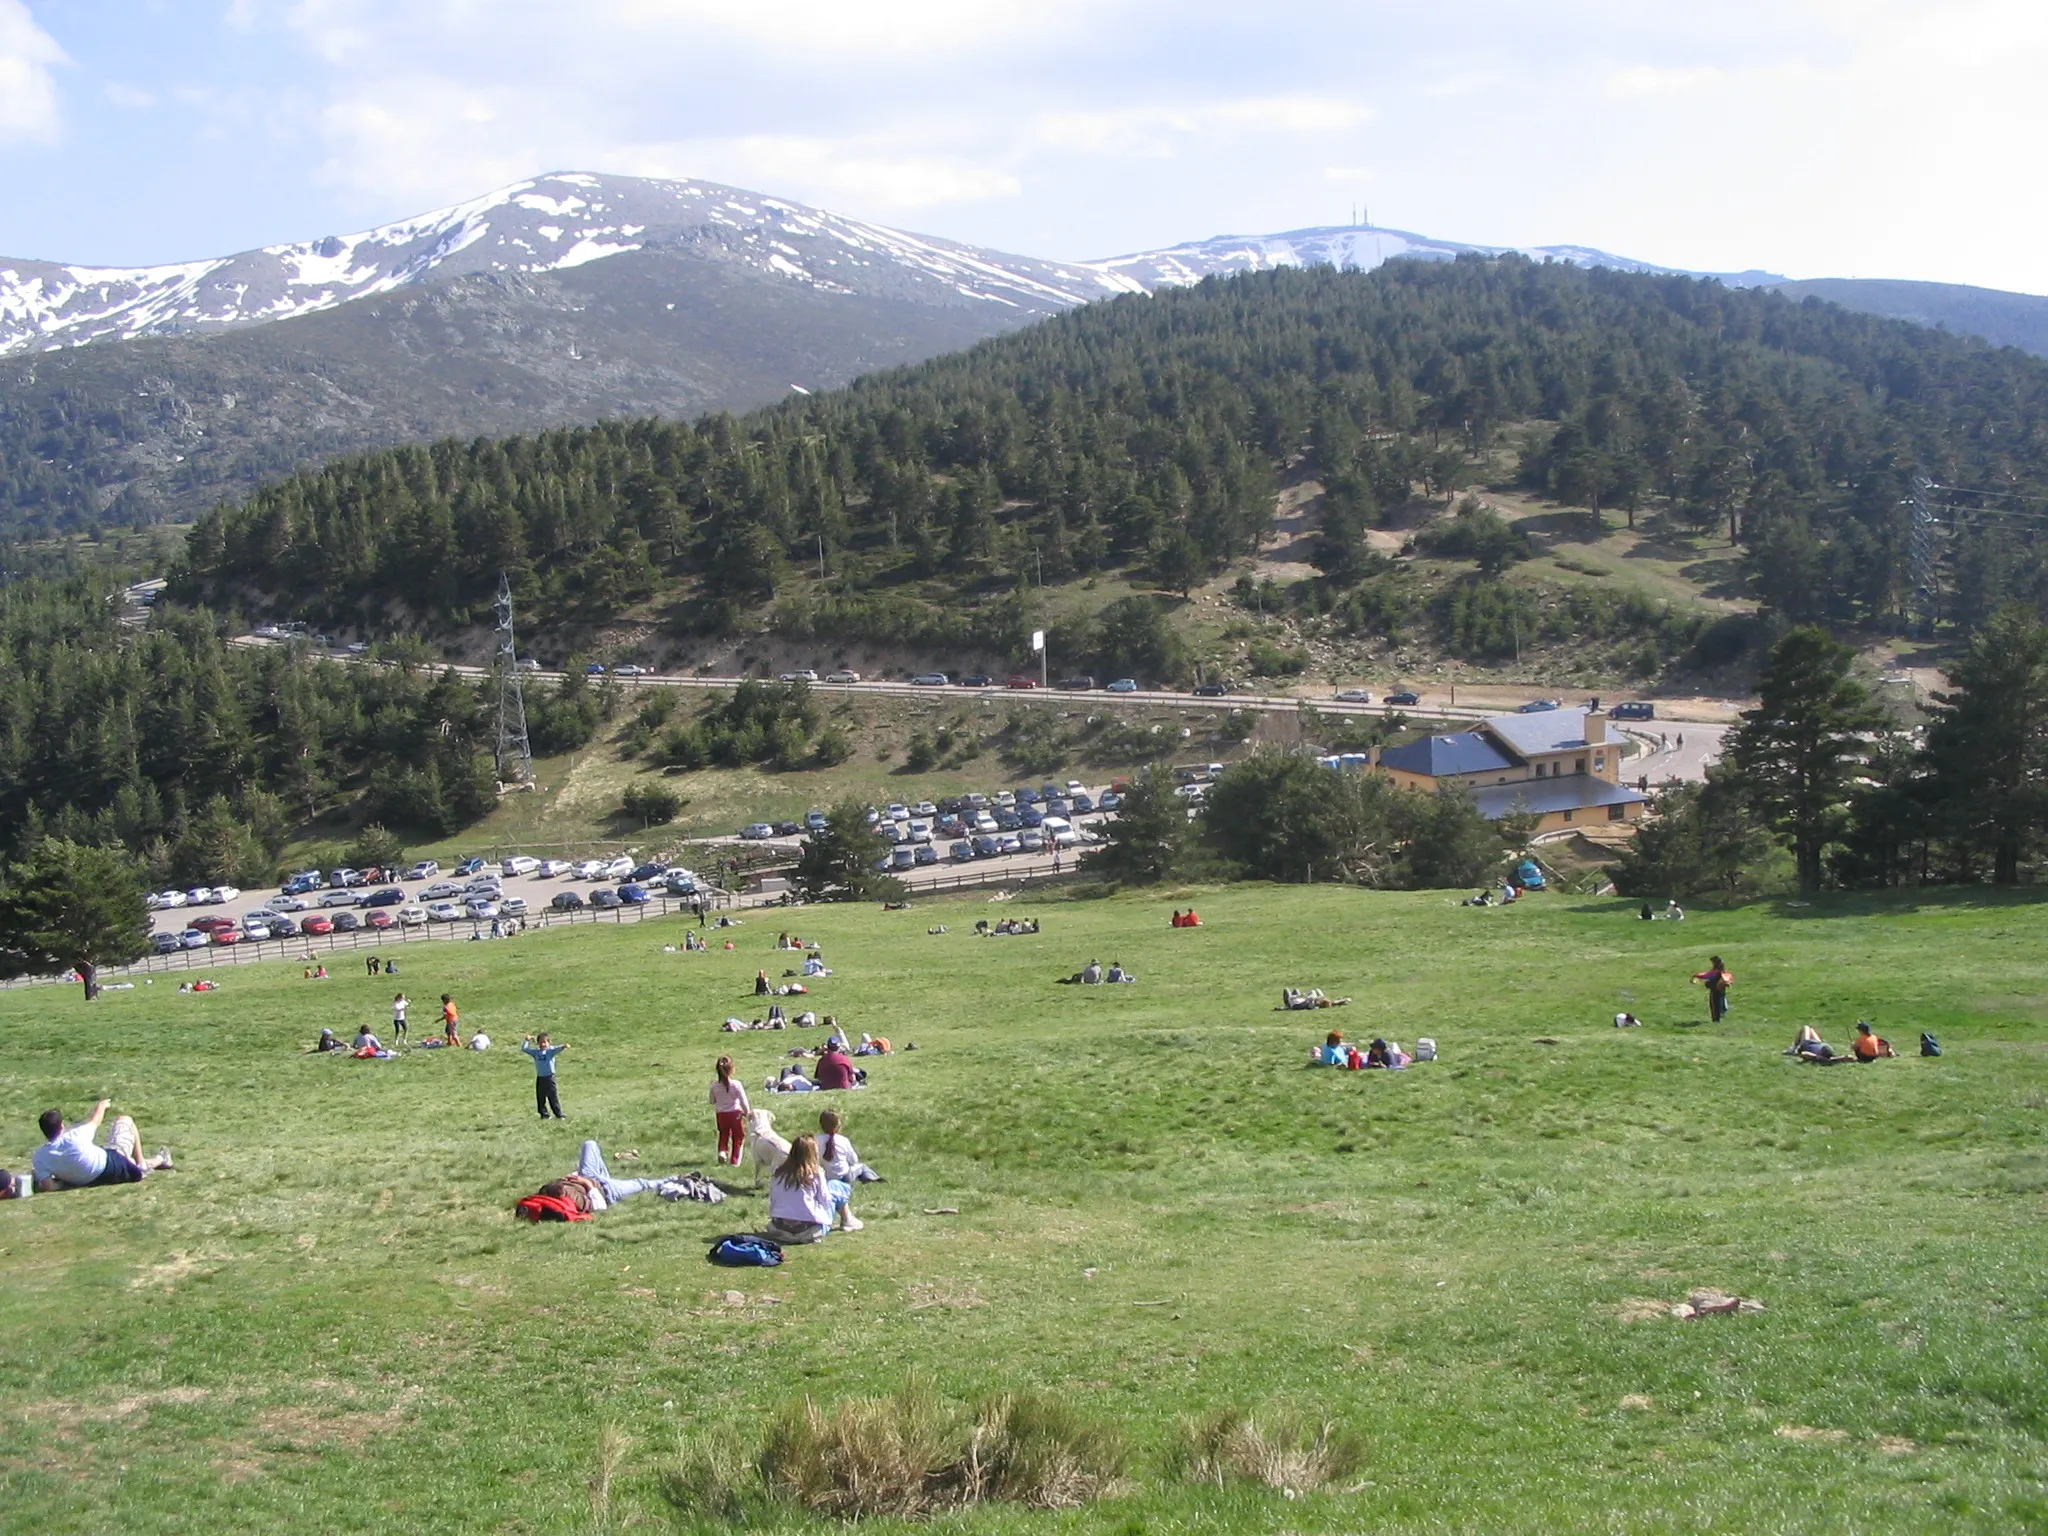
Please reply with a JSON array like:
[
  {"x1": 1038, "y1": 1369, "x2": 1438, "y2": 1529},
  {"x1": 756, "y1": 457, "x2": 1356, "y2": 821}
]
[
  {"x1": 1790, "y1": 1025, "x2": 1847, "y2": 1064},
  {"x1": 31, "y1": 1102, "x2": 174, "y2": 1191},
  {"x1": 1284, "y1": 988, "x2": 1350, "y2": 1010},
  {"x1": 765, "y1": 1133, "x2": 861, "y2": 1243},
  {"x1": 517, "y1": 1141, "x2": 662, "y2": 1219}
]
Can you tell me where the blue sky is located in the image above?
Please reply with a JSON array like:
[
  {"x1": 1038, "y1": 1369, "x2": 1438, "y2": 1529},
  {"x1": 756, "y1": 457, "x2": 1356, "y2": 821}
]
[{"x1": 2, "y1": 0, "x2": 2044, "y2": 292}]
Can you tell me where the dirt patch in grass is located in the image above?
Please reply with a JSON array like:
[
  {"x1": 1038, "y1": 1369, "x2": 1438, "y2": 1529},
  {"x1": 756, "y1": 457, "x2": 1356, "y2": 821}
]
[{"x1": 1775, "y1": 1425, "x2": 1849, "y2": 1444}]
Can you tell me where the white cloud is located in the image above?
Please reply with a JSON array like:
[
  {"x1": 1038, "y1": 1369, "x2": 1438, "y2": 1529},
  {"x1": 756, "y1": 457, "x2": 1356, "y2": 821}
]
[
  {"x1": 1605, "y1": 64, "x2": 1722, "y2": 97},
  {"x1": 0, "y1": 0, "x2": 64, "y2": 145},
  {"x1": 1033, "y1": 95, "x2": 1370, "y2": 158},
  {"x1": 679, "y1": 137, "x2": 1021, "y2": 210}
]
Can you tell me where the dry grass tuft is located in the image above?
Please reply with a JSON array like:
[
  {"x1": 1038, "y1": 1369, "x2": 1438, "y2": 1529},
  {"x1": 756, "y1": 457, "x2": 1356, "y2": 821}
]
[
  {"x1": 950, "y1": 1392, "x2": 1127, "y2": 1510},
  {"x1": 761, "y1": 1379, "x2": 960, "y2": 1519},
  {"x1": 1175, "y1": 1406, "x2": 1365, "y2": 1494}
]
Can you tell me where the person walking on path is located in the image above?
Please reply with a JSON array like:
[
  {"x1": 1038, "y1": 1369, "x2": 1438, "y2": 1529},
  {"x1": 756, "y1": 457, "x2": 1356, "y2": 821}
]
[
  {"x1": 523, "y1": 1032, "x2": 569, "y2": 1119},
  {"x1": 1691, "y1": 956, "x2": 1734, "y2": 1023},
  {"x1": 391, "y1": 991, "x2": 409, "y2": 1043},
  {"x1": 710, "y1": 1055, "x2": 750, "y2": 1165}
]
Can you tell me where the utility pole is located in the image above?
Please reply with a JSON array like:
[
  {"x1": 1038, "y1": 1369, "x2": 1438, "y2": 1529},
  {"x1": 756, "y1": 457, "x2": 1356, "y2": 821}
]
[
  {"x1": 1907, "y1": 475, "x2": 1939, "y2": 637},
  {"x1": 815, "y1": 532, "x2": 826, "y2": 581},
  {"x1": 493, "y1": 572, "x2": 533, "y2": 787}
]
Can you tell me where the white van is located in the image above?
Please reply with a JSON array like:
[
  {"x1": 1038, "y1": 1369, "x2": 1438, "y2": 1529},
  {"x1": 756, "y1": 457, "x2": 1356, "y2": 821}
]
[{"x1": 1039, "y1": 816, "x2": 1078, "y2": 849}]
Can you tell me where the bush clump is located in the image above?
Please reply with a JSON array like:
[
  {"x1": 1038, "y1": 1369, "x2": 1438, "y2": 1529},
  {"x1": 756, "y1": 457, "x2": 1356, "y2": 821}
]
[{"x1": 1174, "y1": 1406, "x2": 1364, "y2": 1495}]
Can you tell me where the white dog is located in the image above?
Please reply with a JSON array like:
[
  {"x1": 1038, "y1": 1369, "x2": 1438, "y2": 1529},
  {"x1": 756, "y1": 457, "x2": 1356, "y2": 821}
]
[{"x1": 744, "y1": 1107, "x2": 791, "y2": 1187}]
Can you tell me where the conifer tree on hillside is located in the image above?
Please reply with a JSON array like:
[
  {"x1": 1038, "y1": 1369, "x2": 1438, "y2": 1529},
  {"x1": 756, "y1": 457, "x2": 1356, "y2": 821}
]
[{"x1": 1920, "y1": 606, "x2": 2048, "y2": 884}]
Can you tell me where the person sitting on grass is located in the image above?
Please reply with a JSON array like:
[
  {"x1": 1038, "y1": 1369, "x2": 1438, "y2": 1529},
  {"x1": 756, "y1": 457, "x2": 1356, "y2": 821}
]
[
  {"x1": 755, "y1": 970, "x2": 772, "y2": 996},
  {"x1": 1315, "y1": 1030, "x2": 1348, "y2": 1066},
  {"x1": 1059, "y1": 959, "x2": 1104, "y2": 985},
  {"x1": 1105, "y1": 960, "x2": 1134, "y2": 983},
  {"x1": 314, "y1": 1028, "x2": 345, "y2": 1053},
  {"x1": 818, "y1": 1108, "x2": 884, "y2": 1184},
  {"x1": 1852, "y1": 1022, "x2": 1897, "y2": 1061},
  {"x1": 803, "y1": 954, "x2": 831, "y2": 977},
  {"x1": 764, "y1": 1134, "x2": 861, "y2": 1244},
  {"x1": 814, "y1": 1041, "x2": 860, "y2": 1091},
  {"x1": 352, "y1": 1024, "x2": 383, "y2": 1054},
  {"x1": 31, "y1": 1102, "x2": 174, "y2": 1191}
]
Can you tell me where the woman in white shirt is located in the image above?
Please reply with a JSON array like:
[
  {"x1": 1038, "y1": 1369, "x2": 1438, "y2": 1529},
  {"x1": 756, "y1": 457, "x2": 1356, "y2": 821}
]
[{"x1": 766, "y1": 1134, "x2": 860, "y2": 1243}]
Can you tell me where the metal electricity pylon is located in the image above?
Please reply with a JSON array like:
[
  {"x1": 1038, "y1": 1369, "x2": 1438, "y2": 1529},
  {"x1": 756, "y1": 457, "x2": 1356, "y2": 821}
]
[
  {"x1": 493, "y1": 572, "x2": 532, "y2": 786},
  {"x1": 1907, "y1": 475, "x2": 1939, "y2": 637}
]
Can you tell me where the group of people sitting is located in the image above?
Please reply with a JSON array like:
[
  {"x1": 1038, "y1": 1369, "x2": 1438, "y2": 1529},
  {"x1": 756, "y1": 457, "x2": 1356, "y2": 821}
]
[
  {"x1": 176, "y1": 979, "x2": 219, "y2": 993},
  {"x1": 1310, "y1": 1030, "x2": 1432, "y2": 1070},
  {"x1": 1282, "y1": 987, "x2": 1351, "y2": 1010},
  {"x1": 1791, "y1": 1022, "x2": 1896, "y2": 1064},
  {"x1": 1637, "y1": 900, "x2": 1687, "y2": 921},
  {"x1": 1169, "y1": 909, "x2": 1202, "y2": 927},
  {"x1": 754, "y1": 970, "x2": 812, "y2": 997},
  {"x1": 973, "y1": 918, "x2": 1040, "y2": 936},
  {"x1": 1058, "y1": 959, "x2": 1134, "y2": 985},
  {"x1": 1464, "y1": 885, "x2": 1526, "y2": 907},
  {"x1": 2, "y1": 1101, "x2": 175, "y2": 1198},
  {"x1": 774, "y1": 932, "x2": 820, "y2": 951}
]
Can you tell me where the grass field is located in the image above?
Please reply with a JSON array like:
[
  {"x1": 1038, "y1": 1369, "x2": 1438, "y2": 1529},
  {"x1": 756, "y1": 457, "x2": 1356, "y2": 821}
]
[{"x1": 3, "y1": 883, "x2": 2045, "y2": 1533}]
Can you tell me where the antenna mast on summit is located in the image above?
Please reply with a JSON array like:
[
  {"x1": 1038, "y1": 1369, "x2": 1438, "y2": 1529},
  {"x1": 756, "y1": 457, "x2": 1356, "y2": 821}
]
[{"x1": 493, "y1": 572, "x2": 533, "y2": 787}]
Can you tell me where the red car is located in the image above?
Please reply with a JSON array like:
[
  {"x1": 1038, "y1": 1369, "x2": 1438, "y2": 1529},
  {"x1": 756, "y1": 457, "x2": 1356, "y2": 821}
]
[
  {"x1": 210, "y1": 927, "x2": 242, "y2": 946},
  {"x1": 300, "y1": 915, "x2": 335, "y2": 936},
  {"x1": 1005, "y1": 674, "x2": 1037, "y2": 689},
  {"x1": 364, "y1": 909, "x2": 395, "y2": 930},
  {"x1": 190, "y1": 915, "x2": 236, "y2": 933}
]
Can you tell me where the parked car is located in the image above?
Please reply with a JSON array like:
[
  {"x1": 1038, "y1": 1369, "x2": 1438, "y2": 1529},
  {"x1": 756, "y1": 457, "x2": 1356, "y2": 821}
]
[
  {"x1": 398, "y1": 905, "x2": 428, "y2": 927},
  {"x1": 911, "y1": 799, "x2": 938, "y2": 817},
  {"x1": 950, "y1": 839, "x2": 976, "y2": 861},
  {"x1": 914, "y1": 844, "x2": 939, "y2": 865},
  {"x1": 1071, "y1": 792, "x2": 1095, "y2": 812},
  {"x1": 185, "y1": 888, "x2": 215, "y2": 906},
  {"x1": 1098, "y1": 792, "x2": 1123, "y2": 812},
  {"x1": 1057, "y1": 675, "x2": 1095, "y2": 691},
  {"x1": 403, "y1": 860, "x2": 440, "y2": 881},
  {"x1": 879, "y1": 822, "x2": 905, "y2": 846},
  {"x1": 551, "y1": 891, "x2": 585, "y2": 912},
  {"x1": 778, "y1": 669, "x2": 819, "y2": 682},
  {"x1": 189, "y1": 915, "x2": 235, "y2": 932},
  {"x1": 613, "y1": 664, "x2": 650, "y2": 677},
  {"x1": 993, "y1": 809, "x2": 1021, "y2": 831},
  {"x1": 1192, "y1": 681, "x2": 1230, "y2": 697},
  {"x1": 1004, "y1": 674, "x2": 1037, "y2": 689},
  {"x1": 885, "y1": 803, "x2": 909, "y2": 822},
  {"x1": 1044, "y1": 797, "x2": 1070, "y2": 817},
  {"x1": 210, "y1": 927, "x2": 243, "y2": 946},
  {"x1": 1019, "y1": 805, "x2": 1045, "y2": 827},
  {"x1": 536, "y1": 859, "x2": 570, "y2": 877},
  {"x1": 600, "y1": 856, "x2": 634, "y2": 880},
  {"x1": 773, "y1": 821, "x2": 801, "y2": 837},
  {"x1": 805, "y1": 809, "x2": 829, "y2": 831},
  {"x1": 824, "y1": 670, "x2": 861, "y2": 683},
  {"x1": 464, "y1": 899, "x2": 499, "y2": 920},
  {"x1": 617, "y1": 883, "x2": 651, "y2": 905},
  {"x1": 331, "y1": 911, "x2": 361, "y2": 933},
  {"x1": 421, "y1": 882, "x2": 463, "y2": 901},
  {"x1": 663, "y1": 871, "x2": 699, "y2": 895},
  {"x1": 1174, "y1": 783, "x2": 1208, "y2": 800},
  {"x1": 1106, "y1": 678, "x2": 1139, "y2": 692},
  {"x1": 1021, "y1": 829, "x2": 1046, "y2": 852},
  {"x1": 283, "y1": 872, "x2": 323, "y2": 895},
  {"x1": 1040, "y1": 817, "x2": 1079, "y2": 847},
  {"x1": 739, "y1": 823, "x2": 775, "y2": 840},
  {"x1": 455, "y1": 856, "x2": 487, "y2": 876},
  {"x1": 500, "y1": 897, "x2": 528, "y2": 918},
  {"x1": 589, "y1": 889, "x2": 621, "y2": 910},
  {"x1": 317, "y1": 889, "x2": 359, "y2": 908},
  {"x1": 1610, "y1": 700, "x2": 1657, "y2": 720},
  {"x1": 364, "y1": 909, "x2": 395, "y2": 931},
  {"x1": 503, "y1": 855, "x2": 540, "y2": 876},
  {"x1": 571, "y1": 859, "x2": 605, "y2": 879},
  {"x1": 154, "y1": 889, "x2": 188, "y2": 909},
  {"x1": 300, "y1": 914, "x2": 335, "y2": 936},
  {"x1": 424, "y1": 903, "x2": 462, "y2": 922},
  {"x1": 327, "y1": 868, "x2": 363, "y2": 888},
  {"x1": 890, "y1": 847, "x2": 917, "y2": 870},
  {"x1": 179, "y1": 929, "x2": 209, "y2": 950},
  {"x1": 363, "y1": 887, "x2": 406, "y2": 907},
  {"x1": 266, "y1": 895, "x2": 310, "y2": 913},
  {"x1": 1333, "y1": 688, "x2": 1373, "y2": 703},
  {"x1": 971, "y1": 834, "x2": 1001, "y2": 857},
  {"x1": 267, "y1": 916, "x2": 300, "y2": 938},
  {"x1": 152, "y1": 933, "x2": 184, "y2": 955},
  {"x1": 958, "y1": 673, "x2": 993, "y2": 688},
  {"x1": 909, "y1": 672, "x2": 949, "y2": 686},
  {"x1": 1384, "y1": 690, "x2": 1420, "y2": 706},
  {"x1": 1518, "y1": 699, "x2": 1561, "y2": 713},
  {"x1": 998, "y1": 833, "x2": 1023, "y2": 854},
  {"x1": 240, "y1": 920, "x2": 272, "y2": 941},
  {"x1": 972, "y1": 813, "x2": 999, "y2": 835},
  {"x1": 628, "y1": 863, "x2": 666, "y2": 882}
]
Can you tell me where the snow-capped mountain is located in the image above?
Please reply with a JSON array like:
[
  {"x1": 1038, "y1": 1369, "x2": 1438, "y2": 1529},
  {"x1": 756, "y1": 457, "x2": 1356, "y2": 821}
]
[
  {"x1": 2, "y1": 172, "x2": 1790, "y2": 358},
  {"x1": 1089, "y1": 223, "x2": 1783, "y2": 291},
  {"x1": 0, "y1": 172, "x2": 1141, "y2": 357}
]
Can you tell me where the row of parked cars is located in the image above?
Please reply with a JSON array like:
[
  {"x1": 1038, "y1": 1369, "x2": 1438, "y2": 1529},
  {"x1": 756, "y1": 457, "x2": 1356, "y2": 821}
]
[
  {"x1": 739, "y1": 782, "x2": 1126, "y2": 846},
  {"x1": 150, "y1": 850, "x2": 710, "y2": 954}
]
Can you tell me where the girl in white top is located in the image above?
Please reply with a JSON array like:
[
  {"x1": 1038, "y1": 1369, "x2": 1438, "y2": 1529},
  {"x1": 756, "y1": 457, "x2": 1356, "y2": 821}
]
[
  {"x1": 817, "y1": 1108, "x2": 881, "y2": 1184},
  {"x1": 766, "y1": 1134, "x2": 859, "y2": 1239},
  {"x1": 710, "y1": 1055, "x2": 751, "y2": 1166},
  {"x1": 391, "y1": 992, "x2": 408, "y2": 1042}
]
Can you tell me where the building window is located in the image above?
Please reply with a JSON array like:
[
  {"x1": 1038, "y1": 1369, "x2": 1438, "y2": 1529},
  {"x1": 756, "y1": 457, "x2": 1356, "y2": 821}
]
[
  {"x1": 1594, "y1": 752, "x2": 1605, "y2": 771},
  {"x1": 1608, "y1": 803, "x2": 1626, "y2": 820},
  {"x1": 1563, "y1": 809, "x2": 1574, "y2": 822},
  {"x1": 1575, "y1": 756, "x2": 1587, "y2": 774}
]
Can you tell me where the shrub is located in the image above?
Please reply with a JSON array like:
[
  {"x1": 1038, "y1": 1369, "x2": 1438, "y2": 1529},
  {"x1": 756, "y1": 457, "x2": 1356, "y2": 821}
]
[
  {"x1": 759, "y1": 1380, "x2": 961, "y2": 1519},
  {"x1": 1174, "y1": 1407, "x2": 1364, "y2": 1494},
  {"x1": 620, "y1": 781, "x2": 685, "y2": 827}
]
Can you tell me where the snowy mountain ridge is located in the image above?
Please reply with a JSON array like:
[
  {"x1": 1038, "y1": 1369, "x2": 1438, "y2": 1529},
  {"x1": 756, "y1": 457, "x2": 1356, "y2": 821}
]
[{"x1": 0, "y1": 172, "x2": 1781, "y2": 358}]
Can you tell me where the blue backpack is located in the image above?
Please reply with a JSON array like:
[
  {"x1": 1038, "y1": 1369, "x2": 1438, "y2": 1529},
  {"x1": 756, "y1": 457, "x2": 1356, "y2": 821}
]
[
  {"x1": 1919, "y1": 1032, "x2": 1942, "y2": 1058},
  {"x1": 708, "y1": 1234, "x2": 784, "y2": 1267}
]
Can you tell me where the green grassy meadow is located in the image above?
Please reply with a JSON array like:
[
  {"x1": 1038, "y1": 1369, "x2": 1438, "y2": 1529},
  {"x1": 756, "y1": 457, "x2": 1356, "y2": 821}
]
[{"x1": 2, "y1": 884, "x2": 2045, "y2": 1533}]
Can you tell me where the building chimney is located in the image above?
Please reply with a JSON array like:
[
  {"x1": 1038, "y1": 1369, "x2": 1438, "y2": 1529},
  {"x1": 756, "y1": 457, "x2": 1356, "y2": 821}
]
[{"x1": 1585, "y1": 709, "x2": 1607, "y2": 745}]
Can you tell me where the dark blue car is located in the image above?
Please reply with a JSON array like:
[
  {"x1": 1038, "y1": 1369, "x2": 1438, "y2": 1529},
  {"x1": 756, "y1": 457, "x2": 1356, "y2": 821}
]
[
  {"x1": 363, "y1": 887, "x2": 406, "y2": 907},
  {"x1": 617, "y1": 883, "x2": 651, "y2": 905}
]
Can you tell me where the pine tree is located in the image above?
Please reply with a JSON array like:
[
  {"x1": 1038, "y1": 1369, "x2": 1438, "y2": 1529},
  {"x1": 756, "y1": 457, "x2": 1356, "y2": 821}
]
[
  {"x1": 1082, "y1": 765, "x2": 1186, "y2": 884},
  {"x1": 0, "y1": 839, "x2": 152, "y2": 999},
  {"x1": 1920, "y1": 605, "x2": 2048, "y2": 883}
]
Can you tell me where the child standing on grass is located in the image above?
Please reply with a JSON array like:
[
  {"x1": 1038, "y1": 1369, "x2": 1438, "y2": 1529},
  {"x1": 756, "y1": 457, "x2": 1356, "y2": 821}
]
[
  {"x1": 523, "y1": 1032, "x2": 569, "y2": 1119},
  {"x1": 440, "y1": 993, "x2": 462, "y2": 1046},
  {"x1": 391, "y1": 991, "x2": 408, "y2": 1043},
  {"x1": 1691, "y1": 957, "x2": 1734, "y2": 1023},
  {"x1": 710, "y1": 1055, "x2": 750, "y2": 1165}
]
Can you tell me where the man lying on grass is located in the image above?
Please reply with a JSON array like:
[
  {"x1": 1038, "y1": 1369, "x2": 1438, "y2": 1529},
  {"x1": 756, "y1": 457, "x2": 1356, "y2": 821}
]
[{"x1": 30, "y1": 1101, "x2": 174, "y2": 1191}]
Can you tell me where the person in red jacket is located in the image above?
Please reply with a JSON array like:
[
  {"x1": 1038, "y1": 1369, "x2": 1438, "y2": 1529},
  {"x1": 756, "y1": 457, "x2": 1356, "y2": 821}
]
[{"x1": 814, "y1": 1043, "x2": 859, "y2": 1091}]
